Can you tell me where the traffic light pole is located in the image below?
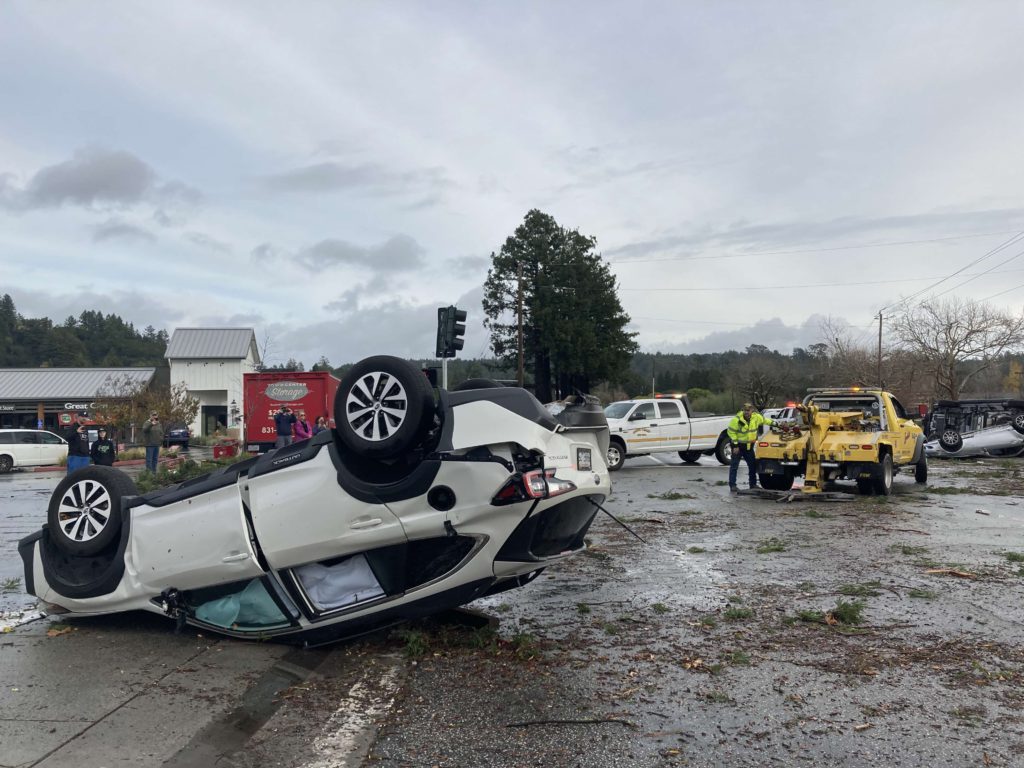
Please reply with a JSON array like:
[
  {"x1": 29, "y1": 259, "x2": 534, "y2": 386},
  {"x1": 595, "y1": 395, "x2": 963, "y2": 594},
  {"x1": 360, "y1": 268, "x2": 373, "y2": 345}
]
[{"x1": 442, "y1": 357, "x2": 448, "y2": 390}]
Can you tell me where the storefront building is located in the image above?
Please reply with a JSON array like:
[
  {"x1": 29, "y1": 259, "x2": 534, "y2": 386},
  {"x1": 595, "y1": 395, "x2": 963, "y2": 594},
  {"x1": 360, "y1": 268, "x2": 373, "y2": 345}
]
[
  {"x1": 0, "y1": 368, "x2": 157, "y2": 432},
  {"x1": 166, "y1": 328, "x2": 260, "y2": 437}
]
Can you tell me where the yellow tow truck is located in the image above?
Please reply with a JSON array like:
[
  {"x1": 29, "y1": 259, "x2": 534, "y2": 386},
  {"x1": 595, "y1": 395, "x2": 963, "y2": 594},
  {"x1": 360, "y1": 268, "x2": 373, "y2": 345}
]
[{"x1": 754, "y1": 388, "x2": 927, "y2": 495}]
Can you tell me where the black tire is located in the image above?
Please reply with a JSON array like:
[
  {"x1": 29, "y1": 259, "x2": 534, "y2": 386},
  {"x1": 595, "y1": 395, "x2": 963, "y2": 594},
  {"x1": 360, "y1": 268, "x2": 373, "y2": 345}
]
[
  {"x1": 47, "y1": 466, "x2": 136, "y2": 556},
  {"x1": 607, "y1": 439, "x2": 626, "y2": 472},
  {"x1": 0, "y1": 454, "x2": 12, "y2": 473},
  {"x1": 454, "y1": 378, "x2": 504, "y2": 391},
  {"x1": 714, "y1": 434, "x2": 732, "y2": 466},
  {"x1": 335, "y1": 355, "x2": 435, "y2": 460},
  {"x1": 939, "y1": 429, "x2": 963, "y2": 453},
  {"x1": 1012, "y1": 412, "x2": 1024, "y2": 435},
  {"x1": 915, "y1": 456, "x2": 928, "y2": 484},
  {"x1": 759, "y1": 472, "x2": 794, "y2": 491},
  {"x1": 679, "y1": 450, "x2": 702, "y2": 464},
  {"x1": 872, "y1": 453, "x2": 894, "y2": 496}
]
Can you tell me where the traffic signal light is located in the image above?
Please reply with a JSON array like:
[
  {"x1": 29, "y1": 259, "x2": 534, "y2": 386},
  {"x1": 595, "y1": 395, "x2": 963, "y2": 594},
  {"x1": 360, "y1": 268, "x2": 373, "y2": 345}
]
[
  {"x1": 435, "y1": 306, "x2": 450, "y2": 358},
  {"x1": 447, "y1": 306, "x2": 467, "y2": 355},
  {"x1": 435, "y1": 305, "x2": 467, "y2": 358}
]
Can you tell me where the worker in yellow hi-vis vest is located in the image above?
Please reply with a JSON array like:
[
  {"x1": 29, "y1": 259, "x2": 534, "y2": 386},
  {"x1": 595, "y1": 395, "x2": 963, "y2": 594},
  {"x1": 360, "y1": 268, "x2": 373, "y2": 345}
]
[{"x1": 727, "y1": 403, "x2": 773, "y2": 492}]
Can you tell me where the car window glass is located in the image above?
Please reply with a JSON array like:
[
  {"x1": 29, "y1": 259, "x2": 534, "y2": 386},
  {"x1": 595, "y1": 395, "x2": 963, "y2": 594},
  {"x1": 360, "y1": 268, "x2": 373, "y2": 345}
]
[
  {"x1": 890, "y1": 397, "x2": 908, "y2": 419},
  {"x1": 17, "y1": 432, "x2": 40, "y2": 444},
  {"x1": 634, "y1": 403, "x2": 656, "y2": 420},
  {"x1": 657, "y1": 401, "x2": 681, "y2": 419},
  {"x1": 604, "y1": 403, "x2": 634, "y2": 419},
  {"x1": 39, "y1": 432, "x2": 63, "y2": 444},
  {"x1": 0, "y1": 433, "x2": 13, "y2": 445}
]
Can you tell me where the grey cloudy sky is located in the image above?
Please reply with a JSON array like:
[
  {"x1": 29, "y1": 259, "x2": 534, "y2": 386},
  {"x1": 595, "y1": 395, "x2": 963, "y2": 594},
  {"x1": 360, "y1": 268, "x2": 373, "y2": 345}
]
[{"x1": 3, "y1": 1, "x2": 1024, "y2": 367}]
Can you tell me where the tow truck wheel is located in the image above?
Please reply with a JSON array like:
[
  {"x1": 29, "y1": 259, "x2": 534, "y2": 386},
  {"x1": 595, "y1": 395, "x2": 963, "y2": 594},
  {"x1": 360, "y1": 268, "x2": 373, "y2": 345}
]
[
  {"x1": 759, "y1": 472, "x2": 794, "y2": 491},
  {"x1": 335, "y1": 355, "x2": 435, "y2": 460},
  {"x1": 915, "y1": 456, "x2": 928, "y2": 484},
  {"x1": 679, "y1": 451, "x2": 702, "y2": 464},
  {"x1": 872, "y1": 454, "x2": 894, "y2": 496},
  {"x1": 1012, "y1": 412, "x2": 1024, "y2": 435},
  {"x1": 714, "y1": 434, "x2": 732, "y2": 465},
  {"x1": 607, "y1": 440, "x2": 626, "y2": 472}
]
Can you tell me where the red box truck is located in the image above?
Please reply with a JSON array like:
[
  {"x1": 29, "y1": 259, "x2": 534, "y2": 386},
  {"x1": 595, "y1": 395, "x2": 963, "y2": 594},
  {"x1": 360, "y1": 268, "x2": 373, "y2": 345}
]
[{"x1": 242, "y1": 371, "x2": 340, "y2": 453}]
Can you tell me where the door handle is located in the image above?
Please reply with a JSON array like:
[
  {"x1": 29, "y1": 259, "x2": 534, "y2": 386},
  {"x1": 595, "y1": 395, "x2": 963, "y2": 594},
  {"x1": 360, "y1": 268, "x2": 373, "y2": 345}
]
[
  {"x1": 221, "y1": 552, "x2": 250, "y2": 563},
  {"x1": 350, "y1": 517, "x2": 383, "y2": 530}
]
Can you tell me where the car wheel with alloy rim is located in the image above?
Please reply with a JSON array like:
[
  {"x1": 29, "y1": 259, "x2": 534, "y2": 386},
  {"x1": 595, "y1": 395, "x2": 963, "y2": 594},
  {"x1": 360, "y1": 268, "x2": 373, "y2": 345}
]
[
  {"x1": 46, "y1": 466, "x2": 137, "y2": 556},
  {"x1": 607, "y1": 440, "x2": 625, "y2": 471}
]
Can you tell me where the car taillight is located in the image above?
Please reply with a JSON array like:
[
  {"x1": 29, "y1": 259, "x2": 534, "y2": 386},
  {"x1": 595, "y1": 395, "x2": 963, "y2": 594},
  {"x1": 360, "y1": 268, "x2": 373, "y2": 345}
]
[
  {"x1": 758, "y1": 442, "x2": 769, "y2": 447},
  {"x1": 491, "y1": 469, "x2": 577, "y2": 506}
]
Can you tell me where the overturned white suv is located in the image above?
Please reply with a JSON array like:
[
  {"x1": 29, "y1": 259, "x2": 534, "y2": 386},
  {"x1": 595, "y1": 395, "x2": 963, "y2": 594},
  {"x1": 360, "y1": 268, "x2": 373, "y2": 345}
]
[{"x1": 20, "y1": 357, "x2": 611, "y2": 644}]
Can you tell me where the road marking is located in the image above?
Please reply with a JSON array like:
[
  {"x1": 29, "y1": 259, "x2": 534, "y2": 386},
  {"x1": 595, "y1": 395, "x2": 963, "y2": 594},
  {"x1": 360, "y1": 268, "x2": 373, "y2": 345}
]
[{"x1": 301, "y1": 662, "x2": 402, "y2": 768}]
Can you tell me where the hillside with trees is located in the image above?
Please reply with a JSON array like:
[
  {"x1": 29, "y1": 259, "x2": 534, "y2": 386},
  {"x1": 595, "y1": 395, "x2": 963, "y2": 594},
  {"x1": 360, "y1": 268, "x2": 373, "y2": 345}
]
[{"x1": 0, "y1": 294, "x2": 168, "y2": 368}]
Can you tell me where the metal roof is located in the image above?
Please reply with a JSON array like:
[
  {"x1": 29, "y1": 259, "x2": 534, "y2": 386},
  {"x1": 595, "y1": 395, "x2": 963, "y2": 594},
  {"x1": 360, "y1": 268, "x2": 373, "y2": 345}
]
[
  {"x1": 0, "y1": 368, "x2": 156, "y2": 400},
  {"x1": 165, "y1": 328, "x2": 258, "y2": 360}
]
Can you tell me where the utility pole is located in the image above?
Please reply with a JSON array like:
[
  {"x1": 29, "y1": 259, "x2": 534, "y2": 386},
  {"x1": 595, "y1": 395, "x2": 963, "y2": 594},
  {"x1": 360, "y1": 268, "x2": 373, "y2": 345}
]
[
  {"x1": 876, "y1": 311, "x2": 883, "y2": 388},
  {"x1": 517, "y1": 261, "x2": 524, "y2": 387}
]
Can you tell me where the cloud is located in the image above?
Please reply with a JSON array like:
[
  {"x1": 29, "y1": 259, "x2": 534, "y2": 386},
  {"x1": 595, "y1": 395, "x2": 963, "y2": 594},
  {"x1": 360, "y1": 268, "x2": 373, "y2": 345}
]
[
  {"x1": 294, "y1": 234, "x2": 425, "y2": 272},
  {"x1": 0, "y1": 148, "x2": 201, "y2": 212},
  {"x1": 260, "y1": 161, "x2": 452, "y2": 199},
  {"x1": 251, "y1": 242, "x2": 283, "y2": 263},
  {"x1": 607, "y1": 209, "x2": 1024, "y2": 263},
  {"x1": 447, "y1": 254, "x2": 490, "y2": 273},
  {"x1": 93, "y1": 219, "x2": 157, "y2": 244},
  {"x1": 276, "y1": 285, "x2": 489, "y2": 366},
  {"x1": 184, "y1": 232, "x2": 231, "y2": 253},
  {"x1": 655, "y1": 315, "x2": 840, "y2": 354}
]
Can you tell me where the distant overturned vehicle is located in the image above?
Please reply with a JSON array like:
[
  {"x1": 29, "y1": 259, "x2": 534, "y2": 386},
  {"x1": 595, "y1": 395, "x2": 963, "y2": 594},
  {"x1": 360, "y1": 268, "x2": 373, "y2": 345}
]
[
  {"x1": 923, "y1": 399, "x2": 1024, "y2": 458},
  {"x1": 20, "y1": 356, "x2": 611, "y2": 644}
]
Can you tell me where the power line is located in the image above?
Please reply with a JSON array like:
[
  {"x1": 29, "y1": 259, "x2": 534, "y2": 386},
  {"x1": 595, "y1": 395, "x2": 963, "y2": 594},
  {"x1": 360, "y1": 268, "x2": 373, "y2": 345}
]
[
  {"x1": 930, "y1": 247, "x2": 1024, "y2": 300},
  {"x1": 876, "y1": 230, "x2": 1024, "y2": 312},
  {"x1": 606, "y1": 229, "x2": 1023, "y2": 265},
  {"x1": 619, "y1": 265, "x2": 1024, "y2": 292}
]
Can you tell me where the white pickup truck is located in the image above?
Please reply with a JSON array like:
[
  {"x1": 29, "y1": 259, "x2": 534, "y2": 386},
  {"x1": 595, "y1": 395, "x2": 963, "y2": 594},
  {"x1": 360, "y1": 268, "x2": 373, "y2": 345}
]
[{"x1": 603, "y1": 397, "x2": 733, "y2": 471}]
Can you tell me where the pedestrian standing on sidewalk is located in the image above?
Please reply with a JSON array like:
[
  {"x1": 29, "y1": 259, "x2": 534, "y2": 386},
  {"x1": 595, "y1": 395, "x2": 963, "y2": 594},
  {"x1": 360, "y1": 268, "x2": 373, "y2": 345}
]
[
  {"x1": 90, "y1": 427, "x2": 117, "y2": 466},
  {"x1": 727, "y1": 403, "x2": 773, "y2": 492},
  {"x1": 142, "y1": 412, "x2": 164, "y2": 473},
  {"x1": 294, "y1": 410, "x2": 313, "y2": 442},
  {"x1": 312, "y1": 416, "x2": 328, "y2": 436},
  {"x1": 273, "y1": 405, "x2": 297, "y2": 448},
  {"x1": 65, "y1": 412, "x2": 91, "y2": 474}
]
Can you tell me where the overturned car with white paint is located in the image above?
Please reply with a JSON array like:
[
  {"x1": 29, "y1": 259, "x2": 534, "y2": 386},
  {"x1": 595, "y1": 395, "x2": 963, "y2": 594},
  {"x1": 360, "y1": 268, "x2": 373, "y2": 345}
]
[{"x1": 20, "y1": 356, "x2": 610, "y2": 644}]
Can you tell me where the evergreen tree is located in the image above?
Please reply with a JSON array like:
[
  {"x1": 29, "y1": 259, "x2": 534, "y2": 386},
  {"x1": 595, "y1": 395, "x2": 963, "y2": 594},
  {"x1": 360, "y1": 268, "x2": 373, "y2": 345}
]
[{"x1": 483, "y1": 209, "x2": 637, "y2": 401}]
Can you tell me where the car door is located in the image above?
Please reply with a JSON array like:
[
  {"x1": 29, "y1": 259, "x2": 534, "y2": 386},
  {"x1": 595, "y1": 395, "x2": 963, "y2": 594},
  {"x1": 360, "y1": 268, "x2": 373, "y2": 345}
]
[
  {"x1": 655, "y1": 400, "x2": 690, "y2": 450},
  {"x1": 621, "y1": 402, "x2": 659, "y2": 451},
  {"x1": 38, "y1": 431, "x2": 67, "y2": 466},
  {"x1": 15, "y1": 431, "x2": 42, "y2": 466},
  {"x1": 245, "y1": 448, "x2": 408, "y2": 570}
]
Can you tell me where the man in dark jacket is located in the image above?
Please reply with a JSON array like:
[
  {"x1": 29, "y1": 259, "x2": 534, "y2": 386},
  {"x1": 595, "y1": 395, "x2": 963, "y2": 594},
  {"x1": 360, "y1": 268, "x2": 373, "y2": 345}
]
[
  {"x1": 142, "y1": 412, "x2": 164, "y2": 473},
  {"x1": 273, "y1": 406, "x2": 297, "y2": 448},
  {"x1": 65, "y1": 412, "x2": 91, "y2": 474},
  {"x1": 90, "y1": 427, "x2": 117, "y2": 466}
]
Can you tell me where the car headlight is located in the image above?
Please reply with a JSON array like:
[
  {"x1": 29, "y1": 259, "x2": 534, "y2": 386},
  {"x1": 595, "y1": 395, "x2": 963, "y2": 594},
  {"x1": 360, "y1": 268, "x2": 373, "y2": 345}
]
[{"x1": 576, "y1": 447, "x2": 592, "y2": 471}]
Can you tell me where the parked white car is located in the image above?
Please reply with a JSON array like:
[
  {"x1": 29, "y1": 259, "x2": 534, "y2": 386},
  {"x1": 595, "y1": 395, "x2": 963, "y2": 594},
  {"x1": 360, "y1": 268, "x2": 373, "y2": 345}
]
[
  {"x1": 20, "y1": 356, "x2": 611, "y2": 644},
  {"x1": 0, "y1": 429, "x2": 68, "y2": 473}
]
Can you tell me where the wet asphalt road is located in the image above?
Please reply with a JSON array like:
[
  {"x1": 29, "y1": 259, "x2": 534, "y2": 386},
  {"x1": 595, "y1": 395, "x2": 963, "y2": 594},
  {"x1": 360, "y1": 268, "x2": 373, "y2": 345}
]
[{"x1": 2, "y1": 454, "x2": 1023, "y2": 766}]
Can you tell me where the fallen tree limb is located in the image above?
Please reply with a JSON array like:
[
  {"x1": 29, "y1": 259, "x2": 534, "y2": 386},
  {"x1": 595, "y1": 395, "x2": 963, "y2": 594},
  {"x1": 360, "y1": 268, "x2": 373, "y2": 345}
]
[
  {"x1": 506, "y1": 718, "x2": 636, "y2": 728},
  {"x1": 924, "y1": 568, "x2": 977, "y2": 579}
]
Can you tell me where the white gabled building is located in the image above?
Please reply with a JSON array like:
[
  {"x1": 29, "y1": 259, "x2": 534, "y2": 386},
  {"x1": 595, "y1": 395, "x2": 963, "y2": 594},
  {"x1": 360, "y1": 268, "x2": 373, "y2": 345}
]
[{"x1": 165, "y1": 328, "x2": 261, "y2": 436}]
